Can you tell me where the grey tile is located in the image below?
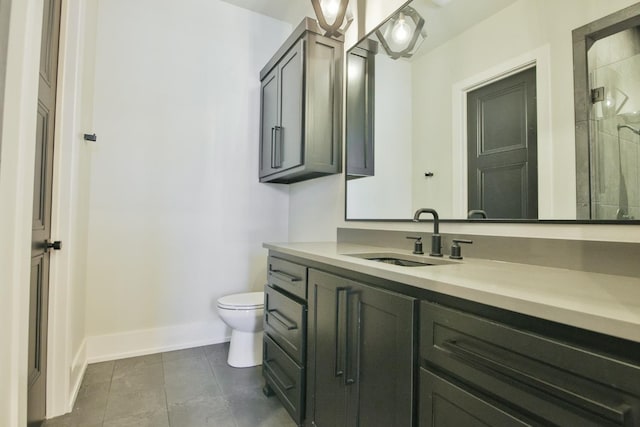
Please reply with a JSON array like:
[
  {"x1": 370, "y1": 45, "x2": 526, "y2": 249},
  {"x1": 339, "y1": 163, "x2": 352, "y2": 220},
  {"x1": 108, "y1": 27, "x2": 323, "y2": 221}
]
[
  {"x1": 74, "y1": 381, "x2": 110, "y2": 412},
  {"x1": 210, "y1": 363, "x2": 263, "y2": 396},
  {"x1": 204, "y1": 342, "x2": 229, "y2": 366},
  {"x1": 70, "y1": 381, "x2": 109, "y2": 424},
  {"x1": 110, "y1": 362, "x2": 165, "y2": 393},
  {"x1": 103, "y1": 409, "x2": 169, "y2": 427},
  {"x1": 43, "y1": 410, "x2": 104, "y2": 427},
  {"x1": 61, "y1": 345, "x2": 289, "y2": 427},
  {"x1": 227, "y1": 386, "x2": 295, "y2": 427},
  {"x1": 104, "y1": 388, "x2": 166, "y2": 421},
  {"x1": 113, "y1": 354, "x2": 163, "y2": 380},
  {"x1": 165, "y1": 375, "x2": 222, "y2": 406},
  {"x1": 83, "y1": 360, "x2": 114, "y2": 386},
  {"x1": 163, "y1": 353, "x2": 214, "y2": 385},
  {"x1": 162, "y1": 346, "x2": 205, "y2": 362},
  {"x1": 168, "y1": 396, "x2": 237, "y2": 427}
]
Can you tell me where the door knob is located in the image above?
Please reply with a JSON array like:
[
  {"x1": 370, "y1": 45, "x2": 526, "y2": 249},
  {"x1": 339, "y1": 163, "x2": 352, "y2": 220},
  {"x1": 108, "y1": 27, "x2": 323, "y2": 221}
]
[{"x1": 45, "y1": 240, "x2": 62, "y2": 252}]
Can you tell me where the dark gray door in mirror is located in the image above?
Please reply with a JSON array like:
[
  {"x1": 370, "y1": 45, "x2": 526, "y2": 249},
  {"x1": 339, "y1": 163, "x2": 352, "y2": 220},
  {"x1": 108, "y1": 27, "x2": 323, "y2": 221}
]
[{"x1": 345, "y1": 0, "x2": 640, "y2": 223}]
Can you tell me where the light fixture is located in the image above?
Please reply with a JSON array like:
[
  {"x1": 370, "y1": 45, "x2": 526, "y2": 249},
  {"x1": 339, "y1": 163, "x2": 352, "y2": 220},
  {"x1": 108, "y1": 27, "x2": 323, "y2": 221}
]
[
  {"x1": 375, "y1": 6, "x2": 427, "y2": 60},
  {"x1": 311, "y1": 0, "x2": 352, "y2": 38}
]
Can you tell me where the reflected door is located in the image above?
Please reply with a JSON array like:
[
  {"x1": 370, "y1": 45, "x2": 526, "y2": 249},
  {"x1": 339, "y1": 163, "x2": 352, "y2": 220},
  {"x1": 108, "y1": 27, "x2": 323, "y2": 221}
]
[{"x1": 467, "y1": 67, "x2": 537, "y2": 219}]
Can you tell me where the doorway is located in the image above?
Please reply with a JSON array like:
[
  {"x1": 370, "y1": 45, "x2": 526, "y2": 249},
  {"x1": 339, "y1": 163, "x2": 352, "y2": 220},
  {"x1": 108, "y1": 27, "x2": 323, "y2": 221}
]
[
  {"x1": 466, "y1": 66, "x2": 538, "y2": 219},
  {"x1": 28, "y1": 0, "x2": 61, "y2": 425}
]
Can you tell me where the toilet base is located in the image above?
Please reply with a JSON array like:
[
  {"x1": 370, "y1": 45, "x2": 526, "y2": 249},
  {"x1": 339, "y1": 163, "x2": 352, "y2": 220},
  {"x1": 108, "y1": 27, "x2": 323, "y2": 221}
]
[{"x1": 227, "y1": 330, "x2": 263, "y2": 368}]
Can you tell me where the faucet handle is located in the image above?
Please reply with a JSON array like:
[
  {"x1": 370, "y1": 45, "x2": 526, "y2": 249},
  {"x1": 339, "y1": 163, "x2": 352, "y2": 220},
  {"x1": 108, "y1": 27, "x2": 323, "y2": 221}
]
[
  {"x1": 406, "y1": 236, "x2": 424, "y2": 255},
  {"x1": 450, "y1": 239, "x2": 473, "y2": 260}
]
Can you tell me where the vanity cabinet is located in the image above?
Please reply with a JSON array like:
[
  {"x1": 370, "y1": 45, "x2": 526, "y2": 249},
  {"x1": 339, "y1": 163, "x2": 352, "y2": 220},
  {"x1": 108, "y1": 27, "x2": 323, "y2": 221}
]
[
  {"x1": 306, "y1": 269, "x2": 416, "y2": 427},
  {"x1": 263, "y1": 256, "x2": 308, "y2": 425},
  {"x1": 419, "y1": 301, "x2": 640, "y2": 427},
  {"x1": 259, "y1": 18, "x2": 343, "y2": 184}
]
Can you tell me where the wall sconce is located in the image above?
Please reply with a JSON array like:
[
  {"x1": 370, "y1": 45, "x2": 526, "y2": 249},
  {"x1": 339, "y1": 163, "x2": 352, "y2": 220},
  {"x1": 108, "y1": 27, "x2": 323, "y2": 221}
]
[
  {"x1": 311, "y1": 0, "x2": 352, "y2": 38},
  {"x1": 375, "y1": 6, "x2": 427, "y2": 60}
]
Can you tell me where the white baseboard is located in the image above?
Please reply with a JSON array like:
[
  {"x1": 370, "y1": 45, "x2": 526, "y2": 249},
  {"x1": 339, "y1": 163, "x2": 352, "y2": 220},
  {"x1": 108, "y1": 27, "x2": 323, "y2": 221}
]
[
  {"x1": 87, "y1": 321, "x2": 230, "y2": 364},
  {"x1": 68, "y1": 339, "x2": 87, "y2": 411}
]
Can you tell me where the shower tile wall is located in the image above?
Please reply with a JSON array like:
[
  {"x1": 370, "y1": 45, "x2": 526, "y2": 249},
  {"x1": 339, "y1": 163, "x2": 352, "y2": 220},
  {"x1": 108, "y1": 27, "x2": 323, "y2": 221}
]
[{"x1": 589, "y1": 27, "x2": 640, "y2": 219}]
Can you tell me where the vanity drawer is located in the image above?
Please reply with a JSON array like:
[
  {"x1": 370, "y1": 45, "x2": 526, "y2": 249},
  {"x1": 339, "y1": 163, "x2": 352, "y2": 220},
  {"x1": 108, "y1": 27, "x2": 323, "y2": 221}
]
[
  {"x1": 268, "y1": 256, "x2": 307, "y2": 300},
  {"x1": 420, "y1": 301, "x2": 640, "y2": 426},
  {"x1": 265, "y1": 284, "x2": 306, "y2": 364},
  {"x1": 263, "y1": 334, "x2": 304, "y2": 425}
]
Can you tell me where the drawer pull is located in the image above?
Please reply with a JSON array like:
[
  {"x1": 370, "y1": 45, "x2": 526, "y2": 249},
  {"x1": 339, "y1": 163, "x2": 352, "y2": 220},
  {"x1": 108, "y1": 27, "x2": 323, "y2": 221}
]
[
  {"x1": 269, "y1": 270, "x2": 301, "y2": 283},
  {"x1": 264, "y1": 359, "x2": 295, "y2": 391},
  {"x1": 268, "y1": 309, "x2": 297, "y2": 330},
  {"x1": 442, "y1": 340, "x2": 631, "y2": 424}
]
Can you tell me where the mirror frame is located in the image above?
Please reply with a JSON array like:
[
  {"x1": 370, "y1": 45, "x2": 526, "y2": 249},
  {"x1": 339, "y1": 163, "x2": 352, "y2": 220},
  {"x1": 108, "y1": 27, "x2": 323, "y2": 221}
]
[{"x1": 344, "y1": 0, "x2": 640, "y2": 225}]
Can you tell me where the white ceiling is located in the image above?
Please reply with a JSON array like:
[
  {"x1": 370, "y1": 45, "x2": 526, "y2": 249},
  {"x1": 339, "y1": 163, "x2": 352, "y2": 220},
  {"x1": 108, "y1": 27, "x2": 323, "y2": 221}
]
[
  {"x1": 219, "y1": 0, "x2": 314, "y2": 25},
  {"x1": 219, "y1": 0, "x2": 518, "y2": 52}
]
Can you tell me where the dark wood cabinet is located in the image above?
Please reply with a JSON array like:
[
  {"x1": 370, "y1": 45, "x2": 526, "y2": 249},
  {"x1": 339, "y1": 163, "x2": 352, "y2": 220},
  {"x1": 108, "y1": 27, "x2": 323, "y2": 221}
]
[
  {"x1": 346, "y1": 42, "x2": 376, "y2": 179},
  {"x1": 265, "y1": 249, "x2": 640, "y2": 427},
  {"x1": 259, "y1": 18, "x2": 343, "y2": 184},
  {"x1": 306, "y1": 269, "x2": 415, "y2": 427},
  {"x1": 420, "y1": 301, "x2": 640, "y2": 426},
  {"x1": 263, "y1": 256, "x2": 308, "y2": 426},
  {"x1": 420, "y1": 369, "x2": 532, "y2": 427}
]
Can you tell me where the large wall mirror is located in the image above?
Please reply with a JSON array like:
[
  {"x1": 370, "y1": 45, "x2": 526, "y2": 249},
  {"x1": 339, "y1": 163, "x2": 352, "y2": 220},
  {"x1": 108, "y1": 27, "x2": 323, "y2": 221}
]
[{"x1": 345, "y1": 0, "x2": 640, "y2": 223}]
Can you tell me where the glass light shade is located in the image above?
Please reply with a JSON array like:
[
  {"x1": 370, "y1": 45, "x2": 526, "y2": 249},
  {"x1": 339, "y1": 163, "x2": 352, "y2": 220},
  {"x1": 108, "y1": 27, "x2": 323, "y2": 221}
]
[
  {"x1": 311, "y1": 0, "x2": 351, "y2": 38},
  {"x1": 391, "y1": 14, "x2": 411, "y2": 44},
  {"x1": 321, "y1": 0, "x2": 341, "y2": 22},
  {"x1": 375, "y1": 6, "x2": 427, "y2": 60}
]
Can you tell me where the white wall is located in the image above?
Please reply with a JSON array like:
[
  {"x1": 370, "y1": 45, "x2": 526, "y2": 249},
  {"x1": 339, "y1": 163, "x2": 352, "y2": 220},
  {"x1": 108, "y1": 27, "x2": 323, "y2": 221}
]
[
  {"x1": 288, "y1": 0, "x2": 640, "y2": 243},
  {"x1": 84, "y1": 0, "x2": 291, "y2": 361}
]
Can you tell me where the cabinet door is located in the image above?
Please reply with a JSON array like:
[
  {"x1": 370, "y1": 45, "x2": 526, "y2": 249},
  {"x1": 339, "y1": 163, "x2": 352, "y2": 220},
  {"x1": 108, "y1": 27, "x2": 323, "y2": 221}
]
[
  {"x1": 277, "y1": 40, "x2": 304, "y2": 172},
  {"x1": 260, "y1": 67, "x2": 278, "y2": 178},
  {"x1": 307, "y1": 269, "x2": 349, "y2": 427},
  {"x1": 420, "y1": 369, "x2": 531, "y2": 427},
  {"x1": 347, "y1": 281, "x2": 415, "y2": 427},
  {"x1": 307, "y1": 269, "x2": 416, "y2": 427},
  {"x1": 346, "y1": 46, "x2": 375, "y2": 178}
]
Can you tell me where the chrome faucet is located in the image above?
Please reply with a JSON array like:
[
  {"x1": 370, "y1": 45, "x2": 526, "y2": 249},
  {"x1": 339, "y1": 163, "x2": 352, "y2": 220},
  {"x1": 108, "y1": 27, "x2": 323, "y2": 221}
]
[{"x1": 413, "y1": 208, "x2": 442, "y2": 257}]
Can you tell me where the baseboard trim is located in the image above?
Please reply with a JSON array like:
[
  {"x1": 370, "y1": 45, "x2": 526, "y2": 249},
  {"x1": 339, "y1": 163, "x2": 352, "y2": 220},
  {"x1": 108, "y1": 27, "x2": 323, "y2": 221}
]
[
  {"x1": 68, "y1": 338, "x2": 87, "y2": 412},
  {"x1": 87, "y1": 321, "x2": 230, "y2": 364}
]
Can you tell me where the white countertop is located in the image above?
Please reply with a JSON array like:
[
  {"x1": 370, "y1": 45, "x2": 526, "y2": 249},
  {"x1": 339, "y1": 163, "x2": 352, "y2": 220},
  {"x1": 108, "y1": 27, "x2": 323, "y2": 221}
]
[{"x1": 264, "y1": 242, "x2": 640, "y2": 344}]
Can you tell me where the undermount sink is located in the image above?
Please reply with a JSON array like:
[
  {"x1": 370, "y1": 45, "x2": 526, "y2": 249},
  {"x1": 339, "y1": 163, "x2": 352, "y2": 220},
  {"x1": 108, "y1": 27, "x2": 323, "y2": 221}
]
[{"x1": 347, "y1": 252, "x2": 456, "y2": 267}]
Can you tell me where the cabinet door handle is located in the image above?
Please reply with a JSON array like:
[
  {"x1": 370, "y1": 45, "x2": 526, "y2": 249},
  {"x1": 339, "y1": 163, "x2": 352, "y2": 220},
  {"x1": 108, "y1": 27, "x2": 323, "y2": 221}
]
[
  {"x1": 269, "y1": 269, "x2": 301, "y2": 283},
  {"x1": 344, "y1": 290, "x2": 359, "y2": 386},
  {"x1": 334, "y1": 287, "x2": 348, "y2": 378},
  {"x1": 270, "y1": 127, "x2": 276, "y2": 169},
  {"x1": 267, "y1": 309, "x2": 297, "y2": 330},
  {"x1": 274, "y1": 125, "x2": 283, "y2": 168},
  {"x1": 442, "y1": 340, "x2": 631, "y2": 424},
  {"x1": 264, "y1": 358, "x2": 295, "y2": 390}
]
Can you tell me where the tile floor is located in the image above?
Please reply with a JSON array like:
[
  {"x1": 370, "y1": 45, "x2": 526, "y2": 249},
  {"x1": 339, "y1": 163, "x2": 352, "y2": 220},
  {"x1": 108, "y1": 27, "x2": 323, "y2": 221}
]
[{"x1": 43, "y1": 343, "x2": 296, "y2": 427}]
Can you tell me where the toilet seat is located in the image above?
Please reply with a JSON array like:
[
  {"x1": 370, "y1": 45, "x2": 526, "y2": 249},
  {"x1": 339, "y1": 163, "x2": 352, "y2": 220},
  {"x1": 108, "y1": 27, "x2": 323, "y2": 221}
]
[{"x1": 217, "y1": 291, "x2": 264, "y2": 310}]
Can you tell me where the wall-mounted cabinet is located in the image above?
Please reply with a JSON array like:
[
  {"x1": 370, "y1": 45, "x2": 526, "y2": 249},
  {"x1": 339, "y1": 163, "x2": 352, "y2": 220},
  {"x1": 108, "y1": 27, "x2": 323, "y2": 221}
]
[
  {"x1": 346, "y1": 41, "x2": 377, "y2": 179},
  {"x1": 259, "y1": 18, "x2": 343, "y2": 184}
]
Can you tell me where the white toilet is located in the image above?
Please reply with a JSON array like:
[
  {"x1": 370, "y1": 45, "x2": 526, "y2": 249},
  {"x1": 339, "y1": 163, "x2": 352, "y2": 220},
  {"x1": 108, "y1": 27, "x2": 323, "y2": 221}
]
[{"x1": 216, "y1": 291, "x2": 264, "y2": 368}]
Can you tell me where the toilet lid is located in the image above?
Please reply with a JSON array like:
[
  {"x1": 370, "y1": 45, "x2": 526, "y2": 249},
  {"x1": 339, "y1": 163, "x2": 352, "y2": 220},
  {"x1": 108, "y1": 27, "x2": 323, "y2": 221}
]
[{"x1": 217, "y1": 291, "x2": 264, "y2": 309}]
